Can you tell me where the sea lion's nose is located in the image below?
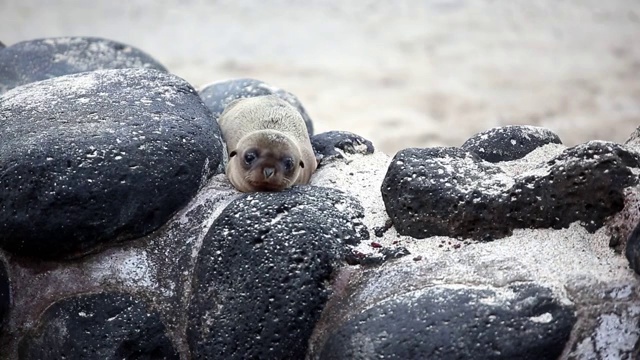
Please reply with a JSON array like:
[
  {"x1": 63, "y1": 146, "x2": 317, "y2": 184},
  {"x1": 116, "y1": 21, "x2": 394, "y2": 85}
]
[{"x1": 263, "y1": 167, "x2": 275, "y2": 179}]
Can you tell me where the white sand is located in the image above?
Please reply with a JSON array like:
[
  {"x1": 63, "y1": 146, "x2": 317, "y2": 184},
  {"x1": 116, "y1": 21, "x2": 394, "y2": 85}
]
[
  {"x1": 1, "y1": 0, "x2": 639, "y2": 155},
  {"x1": 312, "y1": 145, "x2": 638, "y2": 302}
]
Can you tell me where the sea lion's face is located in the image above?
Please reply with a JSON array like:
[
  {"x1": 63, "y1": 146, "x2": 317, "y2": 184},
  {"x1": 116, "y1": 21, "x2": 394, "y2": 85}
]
[{"x1": 227, "y1": 134, "x2": 304, "y2": 192}]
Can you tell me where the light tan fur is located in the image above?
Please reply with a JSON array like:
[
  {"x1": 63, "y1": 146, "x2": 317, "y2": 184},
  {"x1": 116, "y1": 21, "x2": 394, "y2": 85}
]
[{"x1": 218, "y1": 95, "x2": 317, "y2": 192}]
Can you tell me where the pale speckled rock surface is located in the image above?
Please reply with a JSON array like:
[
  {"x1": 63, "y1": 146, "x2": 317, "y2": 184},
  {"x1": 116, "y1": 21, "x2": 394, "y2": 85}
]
[
  {"x1": 308, "y1": 135, "x2": 640, "y2": 359},
  {"x1": 310, "y1": 145, "x2": 640, "y2": 291}
]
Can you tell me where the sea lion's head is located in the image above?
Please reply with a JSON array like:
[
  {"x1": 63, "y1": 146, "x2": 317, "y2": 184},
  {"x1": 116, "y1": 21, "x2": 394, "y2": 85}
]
[{"x1": 226, "y1": 130, "x2": 305, "y2": 192}]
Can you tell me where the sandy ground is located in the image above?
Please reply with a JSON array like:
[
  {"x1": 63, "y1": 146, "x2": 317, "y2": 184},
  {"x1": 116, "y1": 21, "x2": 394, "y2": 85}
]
[{"x1": 1, "y1": 0, "x2": 639, "y2": 155}]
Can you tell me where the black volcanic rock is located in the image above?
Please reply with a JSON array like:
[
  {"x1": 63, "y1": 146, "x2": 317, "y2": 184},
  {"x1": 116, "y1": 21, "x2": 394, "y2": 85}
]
[
  {"x1": 382, "y1": 147, "x2": 512, "y2": 240},
  {"x1": 18, "y1": 292, "x2": 179, "y2": 360},
  {"x1": 625, "y1": 125, "x2": 640, "y2": 153},
  {"x1": 462, "y1": 125, "x2": 562, "y2": 163},
  {"x1": 318, "y1": 284, "x2": 575, "y2": 360},
  {"x1": 382, "y1": 142, "x2": 640, "y2": 239},
  {"x1": 0, "y1": 68, "x2": 224, "y2": 259},
  {"x1": 198, "y1": 78, "x2": 314, "y2": 136},
  {"x1": 187, "y1": 186, "x2": 368, "y2": 359},
  {"x1": 0, "y1": 37, "x2": 167, "y2": 94},
  {"x1": 311, "y1": 131, "x2": 375, "y2": 164},
  {"x1": 0, "y1": 259, "x2": 9, "y2": 332},
  {"x1": 625, "y1": 219, "x2": 640, "y2": 275}
]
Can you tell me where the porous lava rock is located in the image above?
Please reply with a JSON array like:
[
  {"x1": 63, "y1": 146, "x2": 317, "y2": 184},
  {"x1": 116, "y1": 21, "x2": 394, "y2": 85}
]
[
  {"x1": 382, "y1": 141, "x2": 640, "y2": 240},
  {"x1": 626, "y1": 220, "x2": 640, "y2": 275},
  {"x1": 18, "y1": 292, "x2": 179, "y2": 360},
  {"x1": 0, "y1": 259, "x2": 9, "y2": 333},
  {"x1": 187, "y1": 186, "x2": 368, "y2": 359},
  {"x1": 461, "y1": 125, "x2": 562, "y2": 162},
  {"x1": 0, "y1": 37, "x2": 167, "y2": 94},
  {"x1": 318, "y1": 284, "x2": 575, "y2": 360},
  {"x1": 0, "y1": 68, "x2": 224, "y2": 259},
  {"x1": 311, "y1": 131, "x2": 375, "y2": 164}
]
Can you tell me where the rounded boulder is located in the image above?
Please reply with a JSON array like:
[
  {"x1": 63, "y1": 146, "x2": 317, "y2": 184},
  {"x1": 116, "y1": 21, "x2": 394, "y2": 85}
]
[
  {"x1": 0, "y1": 68, "x2": 224, "y2": 259},
  {"x1": 0, "y1": 37, "x2": 167, "y2": 94}
]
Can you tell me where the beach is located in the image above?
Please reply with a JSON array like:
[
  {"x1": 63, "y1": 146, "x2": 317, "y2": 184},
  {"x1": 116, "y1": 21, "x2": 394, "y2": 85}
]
[{"x1": 2, "y1": 0, "x2": 639, "y2": 155}]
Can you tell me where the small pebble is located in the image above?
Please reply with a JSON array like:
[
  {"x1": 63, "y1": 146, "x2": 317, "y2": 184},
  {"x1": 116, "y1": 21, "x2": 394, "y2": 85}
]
[{"x1": 370, "y1": 242, "x2": 382, "y2": 248}]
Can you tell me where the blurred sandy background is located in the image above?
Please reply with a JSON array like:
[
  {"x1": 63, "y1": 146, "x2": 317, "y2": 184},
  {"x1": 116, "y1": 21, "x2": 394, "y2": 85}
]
[{"x1": 1, "y1": 0, "x2": 639, "y2": 155}]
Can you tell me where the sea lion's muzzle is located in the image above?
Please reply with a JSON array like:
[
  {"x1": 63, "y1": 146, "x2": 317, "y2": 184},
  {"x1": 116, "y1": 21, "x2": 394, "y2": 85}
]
[{"x1": 263, "y1": 167, "x2": 275, "y2": 179}]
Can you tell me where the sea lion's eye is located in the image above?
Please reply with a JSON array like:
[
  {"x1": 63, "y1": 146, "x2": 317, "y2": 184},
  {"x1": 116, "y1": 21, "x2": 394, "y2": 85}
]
[
  {"x1": 283, "y1": 158, "x2": 294, "y2": 172},
  {"x1": 244, "y1": 152, "x2": 257, "y2": 164}
]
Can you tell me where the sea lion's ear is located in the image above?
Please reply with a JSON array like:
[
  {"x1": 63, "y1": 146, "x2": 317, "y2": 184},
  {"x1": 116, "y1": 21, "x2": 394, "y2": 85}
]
[
  {"x1": 229, "y1": 150, "x2": 237, "y2": 158},
  {"x1": 299, "y1": 160, "x2": 305, "y2": 168}
]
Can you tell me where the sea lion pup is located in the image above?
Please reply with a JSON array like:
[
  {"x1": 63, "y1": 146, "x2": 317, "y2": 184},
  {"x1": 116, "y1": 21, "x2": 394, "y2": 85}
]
[{"x1": 218, "y1": 95, "x2": 317, "y2": 192}]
